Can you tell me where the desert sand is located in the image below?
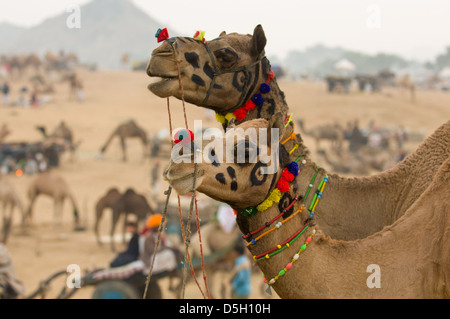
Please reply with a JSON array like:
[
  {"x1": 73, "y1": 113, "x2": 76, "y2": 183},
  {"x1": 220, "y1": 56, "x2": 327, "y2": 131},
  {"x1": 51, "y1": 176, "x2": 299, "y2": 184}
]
[{"x1": 1, "y1": 68, "x2": 449, "y2": 299}]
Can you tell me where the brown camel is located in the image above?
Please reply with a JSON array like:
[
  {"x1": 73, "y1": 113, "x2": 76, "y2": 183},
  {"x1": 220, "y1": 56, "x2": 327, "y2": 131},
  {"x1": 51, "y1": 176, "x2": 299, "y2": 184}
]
[
  {"x1": 163, "y1": 116, "x2": 449, "y2": 298},
  {"x1": 26, "y1": 171, "x2": 80, "y2": 229},
  {"x1": 0, "y1": 124, "x2": 11, "y2": 144},
  {"x1": 146, "y1": 24, "x2": 450, "y2": 241},
  {"x1": 94, "y1": 188, "x2": 155, "y2": 251},
  {"x1": 317, "y1": 149, "x2": 369, "y2": 176},
  {"x1": 297, "y1": 119, "x2": 344, "y2": 152},
  {"x1": 0, "y1": 175, "x2": 25, "y2": 243},
  {"x1": 188, "y1": 219, "x2": 242, "y2": 298},
  {"x1": 94, "y1": 187, "x2": 122, "y2": 246},
  {"x1": 99, "y1": 119, "x2": 149, "y2": 161},
  {"x1": 396, "y1": 74, "x2": 416, "y2": 103},
  {"x1": 36, "y1": 121, "x2": 80, "y2": 160}
]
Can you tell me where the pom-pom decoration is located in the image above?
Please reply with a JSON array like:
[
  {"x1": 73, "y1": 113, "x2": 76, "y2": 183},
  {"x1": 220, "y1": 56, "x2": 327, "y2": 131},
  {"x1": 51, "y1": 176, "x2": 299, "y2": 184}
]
[
  {"x1": 260, "y1": 83, "x2": 271, "y2": 94},
  {"x1": 193, "y1": 30, "x2": 206, "y2": 43},
  {"x1": 155, "y1": 28, "x2": 169, "y2": 43},
  {"x1": 251, "y1": 93, "x2": 264, "y2": 106},
  {"x1": 173, "y1": 129, "x2": 194, "y2": 145}
]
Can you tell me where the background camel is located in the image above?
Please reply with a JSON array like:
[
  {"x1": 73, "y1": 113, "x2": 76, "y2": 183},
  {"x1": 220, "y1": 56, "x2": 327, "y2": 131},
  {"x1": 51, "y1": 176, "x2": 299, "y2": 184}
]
[
  {"x1": 0, "y1": 124, "x2": 11, "y2": 144},
  {"x1": 94, "y1": 187, "x2": 122, "y2": 246},
  {"x1": 99, "y1": 119, "x2": 149, "y2": 161},
  {"x1": 396, "y1": 74, "x2": 416, "y2": 103},
  {"x1": 26, "y1": 171, "x2": 81, "y2": 230},
  {"x1": 94, "y1": 188, "x2": 155, "y2": 251},
  {"x1": 0, "y1": 175, "x2": 25, "y2": 244},
  {"x1": 297, "y1": 119, "x2": 344, "y2": 152},
  {"x1": 163, "y1": 116, "x2": 449, "y2": 298},
  {"x1": 36, "y1": 121, "x2": 80, "y2": 161},
  {"x1": 187, "y1": 220, "x2": 242, "y2": 298}
]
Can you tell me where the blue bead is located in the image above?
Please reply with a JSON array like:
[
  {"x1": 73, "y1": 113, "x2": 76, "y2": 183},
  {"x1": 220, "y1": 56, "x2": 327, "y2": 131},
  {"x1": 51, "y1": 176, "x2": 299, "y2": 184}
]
[
  {"x1": 251, "y1": 93, "x2": 264, "y2": 106},
  {"x1": 251, "y1": 239, "x2": 256, "y2": 245},
  {"x1": 318, "y1": 193, "x2": 322, "y2": 198},
  {"x1": 324, "y1": 177, "x2": 329, "y2": 182},
  {"x1": 260, "y1": 83, "x2": 271, "y2": 94}
]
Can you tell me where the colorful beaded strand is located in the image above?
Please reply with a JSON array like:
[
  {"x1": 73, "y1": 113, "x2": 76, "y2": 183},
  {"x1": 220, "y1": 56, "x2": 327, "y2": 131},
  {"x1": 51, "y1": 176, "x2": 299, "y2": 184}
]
[{"x1": 263, "y1": 229, "x2": 316, "y2": 286}]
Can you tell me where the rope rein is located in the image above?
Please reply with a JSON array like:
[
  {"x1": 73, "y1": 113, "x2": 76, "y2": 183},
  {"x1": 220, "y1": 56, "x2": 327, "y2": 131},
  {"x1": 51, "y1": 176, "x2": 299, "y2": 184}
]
[{"x1": 143, "y1": 53, "x2": 210, "y2": 299}]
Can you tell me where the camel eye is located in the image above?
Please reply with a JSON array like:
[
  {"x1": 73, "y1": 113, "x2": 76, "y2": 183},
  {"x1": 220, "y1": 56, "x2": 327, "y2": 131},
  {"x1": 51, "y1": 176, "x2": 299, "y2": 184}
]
[{"x1": 214, "y1": 48, "x2": 238, "y2": 68}]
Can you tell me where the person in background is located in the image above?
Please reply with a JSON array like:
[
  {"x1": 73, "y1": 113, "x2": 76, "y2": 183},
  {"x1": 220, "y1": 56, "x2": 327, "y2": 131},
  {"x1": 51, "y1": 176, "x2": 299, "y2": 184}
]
[
  {"x1": 2, "y1": 82, "x2": 10, "y2": 106},
  {"x1": 109, "y1": 221, "x2": 140, "y2": 268},
  {"x1": 230, "y1": 243, "x2": 251, "y2": 299}
]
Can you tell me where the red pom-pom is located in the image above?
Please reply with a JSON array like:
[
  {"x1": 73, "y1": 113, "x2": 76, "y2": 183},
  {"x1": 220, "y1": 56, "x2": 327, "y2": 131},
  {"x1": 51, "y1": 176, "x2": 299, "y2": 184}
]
[
  {"x1": 173, "y1": 129, "x2": 194, "y2": 145},
  {"x1": 233, "y1": 108, "x2": 247, "y2": 121},
  {"x1": 276, "y1": 177, "x2": 290, "y2": 192},
  {"x1": 281, "y1": 168, "x2": 294, "y2": 182},
  {"x1": 242, "y1": 100, "x2": 256, "y2": 111},
  {"x1": 156, "y1": 28, "x2": 169, "y2": 43}
]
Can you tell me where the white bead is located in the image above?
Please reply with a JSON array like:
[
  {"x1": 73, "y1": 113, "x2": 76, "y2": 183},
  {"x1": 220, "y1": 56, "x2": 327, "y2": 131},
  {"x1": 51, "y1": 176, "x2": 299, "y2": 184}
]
[
  {"x1": 309, "y1": 184, "x2": 313, "y2": 187},
  {"x1": 313, "y1": 229, "x2": 316, "y2": 234},
  {"x1": 269, "y1": 279, "x2": 276, "y2": 284},
  {"x1": 293, "y1": 254, "x2": 299, "y2": 260},
  {"x1": 302, "y1": 160, "x2": 306, "y2": 164},
  {"x1": 276, "y1": 222, "x2": 282, "y2": 228}
]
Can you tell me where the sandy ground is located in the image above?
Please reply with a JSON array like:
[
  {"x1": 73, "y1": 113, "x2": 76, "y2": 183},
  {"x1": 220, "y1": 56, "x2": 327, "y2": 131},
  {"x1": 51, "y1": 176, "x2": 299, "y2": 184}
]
[{"x1": 1, "y1": 68, "x2": 449, "y2": 299}]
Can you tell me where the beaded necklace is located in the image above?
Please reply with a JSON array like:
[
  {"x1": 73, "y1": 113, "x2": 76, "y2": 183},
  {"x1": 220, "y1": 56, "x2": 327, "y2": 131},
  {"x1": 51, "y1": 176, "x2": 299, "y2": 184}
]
[
  {"x1": 261, "y1": 173, "x2": 329, "y2": 289},
  {"x1": 241, "y1": 160, "x2": 299, "y2": 217},
  {"x1": 215, "y1": 70, "x2": 275, "y2": 125}
]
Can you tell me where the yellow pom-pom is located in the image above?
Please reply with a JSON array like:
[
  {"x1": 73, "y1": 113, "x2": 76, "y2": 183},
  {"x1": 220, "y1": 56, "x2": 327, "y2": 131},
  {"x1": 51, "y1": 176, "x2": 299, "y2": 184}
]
[
  {"x1": 225, "y1": 113, "x2": 235, "y2": 122},
  {"x1": 277, "y1": 245, "x2": 281, "y2": 249},
  {"x1": 215, "y1": 113, "x2": 226, "y2": 124},
  {"x1": 267, "y1": 188, "x2": 282, "y2": 204},
  {"x1": 256, "y1": 199, "x2": 273, "y2": 212},
  {"x1": 265, "y1": 254, "x2": 269, "y2": 259}
]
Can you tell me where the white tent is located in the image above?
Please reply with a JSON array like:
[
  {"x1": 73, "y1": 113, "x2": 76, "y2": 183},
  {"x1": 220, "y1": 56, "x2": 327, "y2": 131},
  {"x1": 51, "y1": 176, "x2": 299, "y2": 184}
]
[
  {"x1": 439, "y1": 67, "x2": 450, "y2": 79},
  {"x1": 334, "y1": 59, "x2": 356, "y2": 72}
]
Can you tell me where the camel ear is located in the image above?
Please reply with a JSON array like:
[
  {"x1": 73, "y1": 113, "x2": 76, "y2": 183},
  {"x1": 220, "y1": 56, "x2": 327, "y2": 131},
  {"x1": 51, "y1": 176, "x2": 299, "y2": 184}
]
[
  {"x1": 267, "y1": 112, "x2": 284, "y2": 148},
  {"x1": 219, "y1": 31, "x2": 226, "y2": 37},
  {"x1": 252, "y1": 25, "x2": 267, "y2": 58}
]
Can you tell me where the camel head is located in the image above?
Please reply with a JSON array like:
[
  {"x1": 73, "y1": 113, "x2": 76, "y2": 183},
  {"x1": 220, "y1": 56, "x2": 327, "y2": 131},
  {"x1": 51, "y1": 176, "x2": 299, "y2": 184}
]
[
  {"x1": 163, "y1": 115, "x2": 290, "y2": 211},
  {"x1": 146, "y1": 25, "x2": 270, "y2": 114}
]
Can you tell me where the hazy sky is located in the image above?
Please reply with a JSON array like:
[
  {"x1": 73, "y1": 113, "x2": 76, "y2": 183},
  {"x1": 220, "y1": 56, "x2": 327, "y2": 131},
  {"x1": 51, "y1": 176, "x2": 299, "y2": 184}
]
[{"x1": 1, "y1": 0, "x2": 449, "y2": 61}]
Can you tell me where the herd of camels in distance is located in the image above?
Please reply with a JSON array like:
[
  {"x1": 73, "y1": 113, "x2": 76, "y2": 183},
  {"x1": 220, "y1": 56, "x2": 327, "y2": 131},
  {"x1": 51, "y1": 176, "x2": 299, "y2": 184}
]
[{"x1": 0, "y1": 24, "x2": 449, "y2": 299}]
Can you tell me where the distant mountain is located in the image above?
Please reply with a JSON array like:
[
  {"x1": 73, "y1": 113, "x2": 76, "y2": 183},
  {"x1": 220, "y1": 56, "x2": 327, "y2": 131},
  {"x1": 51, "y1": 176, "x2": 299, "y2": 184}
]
[
  {"x1": 0, "y1": 0, "x2": 179, "y2": 69},
  {"x1": 0, "y1": 22, "x2": 26, "y2": 45}
]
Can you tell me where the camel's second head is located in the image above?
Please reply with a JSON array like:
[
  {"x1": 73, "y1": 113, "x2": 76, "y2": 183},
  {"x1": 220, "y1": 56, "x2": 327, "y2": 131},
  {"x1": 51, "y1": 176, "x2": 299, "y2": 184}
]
[
  {"x1": 146, "y1": 25, "x2": 270, "y2": 113},
  {"x1": 163, "y1": 116, "x2": 286, "y2": 210}
]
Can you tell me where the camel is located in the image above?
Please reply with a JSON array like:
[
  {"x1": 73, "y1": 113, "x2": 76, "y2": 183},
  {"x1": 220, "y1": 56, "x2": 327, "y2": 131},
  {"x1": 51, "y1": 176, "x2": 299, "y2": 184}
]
[
  {"x1": 0, "y1": 124, "x2": 11, "y2": 144},
  {"x1": 36, "y1": 121, "x2": 80, "y2": 161},
  {"x1": 317, "y1": 149, "x2": 369, "y2": 176},
  {"x1": 94, "y1": 188, "x2": 155, "y2": 251},
  {"x1": 0, "y1": 175, "x2": 25, "y2": 243},
  {"x1": 26, "y1": 171, "x2": 81, "y2": 229},
  {"x1": 99, "y1": 119, "x2": 149, "y2": 162},
  {"x1": 94, "y1": 187, "x2": 122, "y2": 246},
  {"x1": 146, "y1": 25, "x2": 449, "y2": 297},
  {"x1": 396, "y1": 74, "x2": 416, "y2": 103},
  {"x1": 297, "y1": 119, "x2": 344, "y2": 152},
  {"x1": 146, "y1": 24, "x2": 450, "y2": 242},
  {"x1": 163, "y1": 116, "x2": 449, "y2": 298},
  {"x1": 188, "y1": 220, "x2": 243, "y2": 298}
]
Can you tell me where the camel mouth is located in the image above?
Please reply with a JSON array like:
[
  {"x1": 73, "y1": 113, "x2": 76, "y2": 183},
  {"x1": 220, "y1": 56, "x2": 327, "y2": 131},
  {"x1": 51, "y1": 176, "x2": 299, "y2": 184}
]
[
  {"x1": 163, "y1": 169, "x2": 205, "y2": 195},
  {"x1": 147, "y1": 75, "x2": 180, "y2": 97}
]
